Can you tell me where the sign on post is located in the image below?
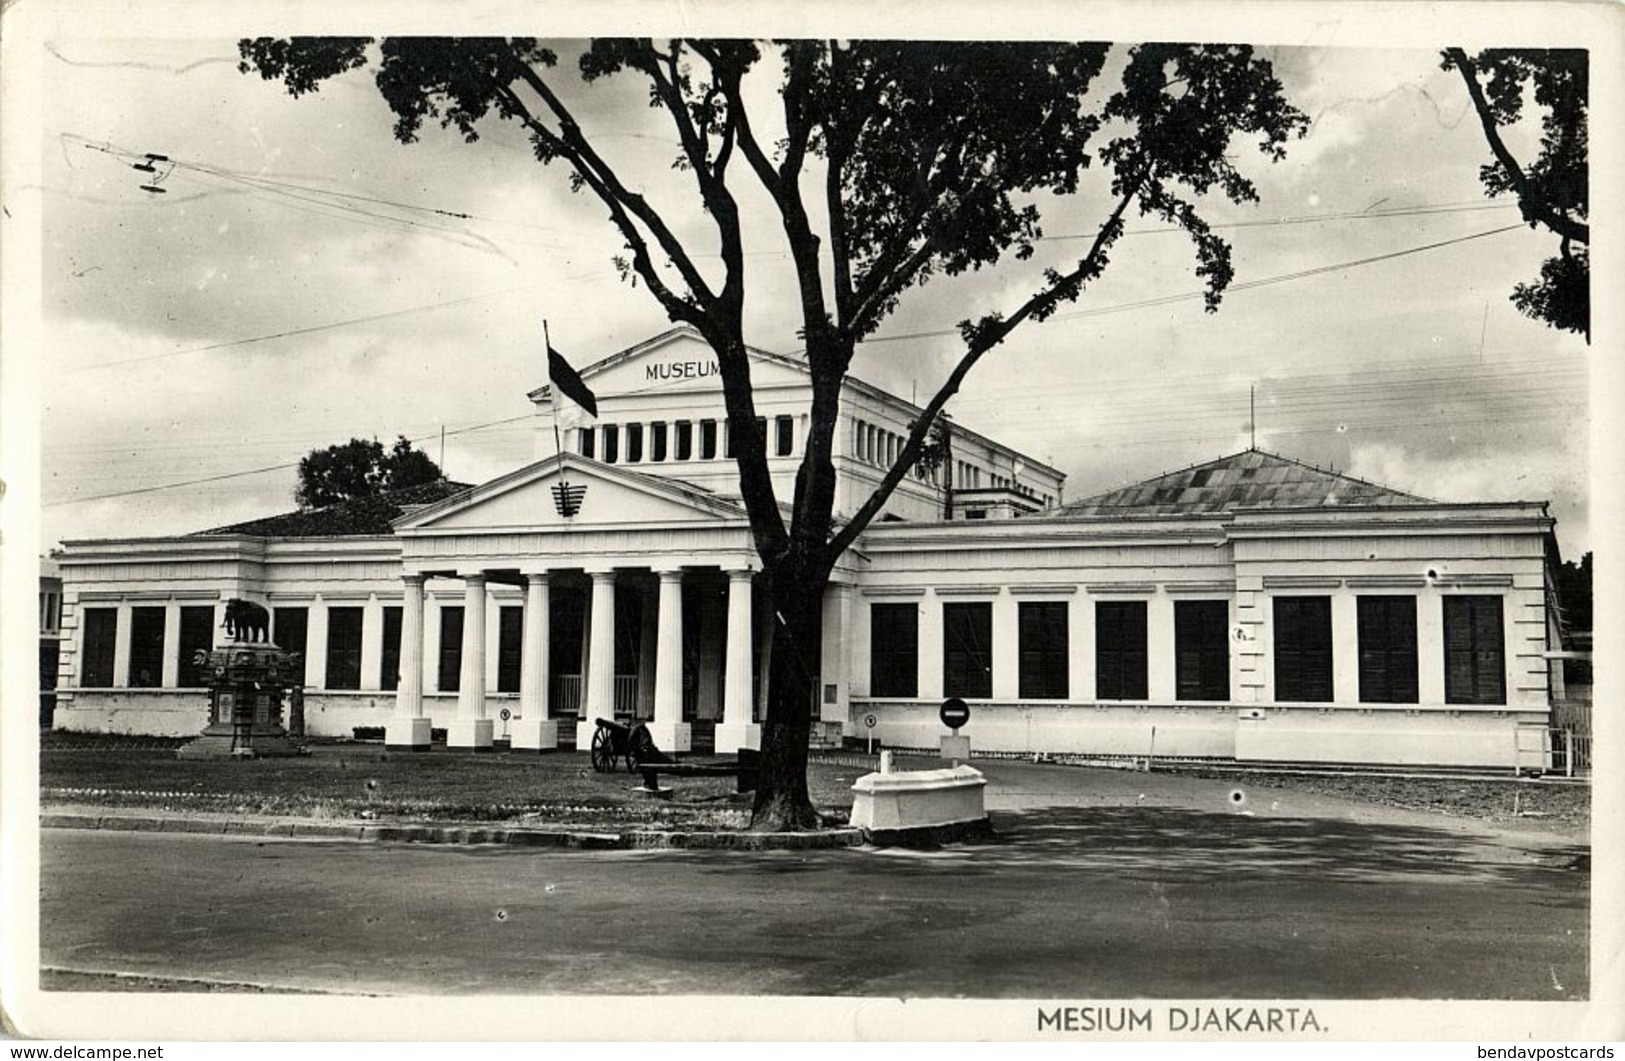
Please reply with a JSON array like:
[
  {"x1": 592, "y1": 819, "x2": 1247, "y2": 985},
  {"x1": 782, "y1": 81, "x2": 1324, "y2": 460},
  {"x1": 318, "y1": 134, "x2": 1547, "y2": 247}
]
[{"x1": 939, "y1": 698, "x2": 971, "y2": 764}]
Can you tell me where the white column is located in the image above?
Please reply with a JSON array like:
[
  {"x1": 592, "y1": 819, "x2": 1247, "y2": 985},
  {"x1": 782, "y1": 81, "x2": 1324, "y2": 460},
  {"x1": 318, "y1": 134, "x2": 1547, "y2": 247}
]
[
  {"x1": 112, "y1": 600, "x2": 133, "y2": 688},
  {"x1": 715, "y1": 568, "x2": 760, "y2": 752},
  {"x1": 1331, "y1": 592, "x2": 1358, "y2": 705},
  {"x1": 577, "y1": 571, "x2": 617, "y2": 749},
  {"x1": 1417, "y1": 588, "x2": 1444, "y2": 705},
  {"x1": 1147, "y1": 594, "x2": 1175, "y2": 702},
  {"x1": 360, "y1": 593, "x2": 385, "y2": 692},
  {"x1": 160, "y1": 599, "x2": 181, "y2": 688},
  {"x1": 387, "y1": 574, "x2": 431, "y2": 750},
  {"x1": 819, "y1": 582, "x2": 851, "y2": 724},
  {"x1": 992, "y1": 590, "x2": 1019, "y2": 701},
  {"x1": 449, "y1": 573, "x2": 493, "y2": 749},
  {"x1": 512, "y1": 572, "x2": 558, "y2": 751},
  {"x1": 305, "y1": 597, "x2": 328, "y2": 690},
  {"x1": 647, "y1": 569, "x2": 692, "y2": 752}
]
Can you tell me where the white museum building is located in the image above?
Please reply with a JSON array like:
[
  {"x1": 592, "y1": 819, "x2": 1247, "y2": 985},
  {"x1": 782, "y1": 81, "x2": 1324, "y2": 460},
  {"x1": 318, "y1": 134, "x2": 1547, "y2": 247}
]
[{"x1": 50, "y1": 326, "x2": 1576, "y2": 770}]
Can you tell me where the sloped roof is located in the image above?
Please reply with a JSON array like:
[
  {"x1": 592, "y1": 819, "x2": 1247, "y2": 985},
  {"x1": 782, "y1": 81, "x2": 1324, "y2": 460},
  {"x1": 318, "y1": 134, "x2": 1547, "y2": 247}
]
[
  {"x1": 1055, "y1": 449, "x2": 1431, "y2": 517},
  {"x1": 194, "y1": 480, "x2": 473, "y2": 538}
]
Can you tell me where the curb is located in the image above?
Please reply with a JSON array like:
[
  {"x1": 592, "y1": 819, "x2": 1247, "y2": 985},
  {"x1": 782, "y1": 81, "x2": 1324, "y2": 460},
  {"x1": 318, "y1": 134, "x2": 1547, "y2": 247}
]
[{"x1": 41, "y1": 811, "x2": 864, "y2": 852}]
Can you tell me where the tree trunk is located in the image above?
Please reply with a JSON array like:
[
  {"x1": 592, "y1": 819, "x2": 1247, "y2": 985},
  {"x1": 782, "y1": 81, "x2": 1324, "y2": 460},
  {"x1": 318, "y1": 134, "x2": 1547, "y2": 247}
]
[{"x1": 749, "y1": 551, "x2": 831, "y2": 831}]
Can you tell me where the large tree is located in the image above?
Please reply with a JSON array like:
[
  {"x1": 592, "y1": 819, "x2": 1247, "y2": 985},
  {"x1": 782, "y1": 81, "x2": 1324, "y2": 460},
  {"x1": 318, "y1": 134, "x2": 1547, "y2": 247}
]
[
  {"x1": 1442, "y1": 48, "x2": 1588, "y2": 340},
  {"x1": 242, "y1": 38, "x2": 1306, "y2": 829},
  {"x1": 297, "y1": 435, "x2": 442, "y2": 509}
]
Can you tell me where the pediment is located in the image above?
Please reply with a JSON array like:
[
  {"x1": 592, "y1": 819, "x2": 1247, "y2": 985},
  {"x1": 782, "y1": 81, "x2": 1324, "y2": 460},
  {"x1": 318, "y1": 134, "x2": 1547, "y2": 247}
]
[
  {"x1": 529, "y1": 326, "x2": 811, "y2": 403},
  {"x1": 395, "y1": 454, "x2": 746, "y2": 533}
]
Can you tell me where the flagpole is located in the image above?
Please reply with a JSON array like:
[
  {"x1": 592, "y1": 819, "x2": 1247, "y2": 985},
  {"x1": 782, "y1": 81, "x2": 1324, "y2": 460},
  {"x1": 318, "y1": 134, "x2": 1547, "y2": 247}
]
[{"x1": 544, "y1": 319, "x2": 565, "y2": 462}]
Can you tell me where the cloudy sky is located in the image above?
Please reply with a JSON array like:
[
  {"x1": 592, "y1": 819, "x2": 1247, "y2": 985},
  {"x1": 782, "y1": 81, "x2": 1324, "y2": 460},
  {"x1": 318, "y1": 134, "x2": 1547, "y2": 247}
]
[{"x1": 25, "y1": 17, "x2": 1595, "y2": 557}]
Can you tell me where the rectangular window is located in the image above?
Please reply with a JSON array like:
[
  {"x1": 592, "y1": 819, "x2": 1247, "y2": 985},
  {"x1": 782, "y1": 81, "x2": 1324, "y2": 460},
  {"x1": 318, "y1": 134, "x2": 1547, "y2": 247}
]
[
  {"x1": 775, "y1": 415, "x2": 794, "y2": 457},
  {"x1": 1019, "y1": 601, "x2": 1070, "y2": 699},
  {"x1": 578, "y1": 426, "x2": 595, "y2": 460},
  {"x1": 273, "y1": 607, "x2": 308, "y2": 662},
  {"x1": 1444, "y1": 595, "x2": 1505, "y2": 704},
  {"x1": 380, "y1": 606, "x2": 403, "y2": 692},
  {"x1": 869, "y1": 603, "x2": 919, "y2": 698},
  {"x1": 324, "y1": 607, "x2": 364, "y2": 690},
  {"x1": 602, "y1": 424, "x2": 619, "y2": 464},
  {"x1": 438, "y1": 606, "x2": 464, "y2": 692},
  {"x1": 81, "y1": 608, "x2": 117, "y2": 687},
  {"x1": 128, "y1": 606, "x2": 165, "y2": 688},
  {"x1": 1175, "y1": 600, "x2": 1230, "y2": 701},
  {"x1": 650, "y1": 422, "x2": 668, "y2": 462},
  {"x1": 942, "y1": 601, "x2": 993, "y2": 699},
  {"x1": 700, "y1": 419, "x2": 718, "y2": 459},
  {"x1": 1357, "y1": 595, "x2": 1418, "y2": 703},
  {"x1": 675, "y1": 421, "x2": 693, "y2": 460},
  {"x1": 625, "y1": 422, "x2": 643, "y2": 463},
  {"x1": 498, "y1": 606, "x2": 523, "y2": 694},
  {"x1": 1273, "y1": 596, "x2": 1333, "y2": 702},
  {"x1": 1095, "y1": 601, "x2": 1148, "y2": 700},
  {"x1": 177, "y1": 605, "x2": 216, "y2": 687}
]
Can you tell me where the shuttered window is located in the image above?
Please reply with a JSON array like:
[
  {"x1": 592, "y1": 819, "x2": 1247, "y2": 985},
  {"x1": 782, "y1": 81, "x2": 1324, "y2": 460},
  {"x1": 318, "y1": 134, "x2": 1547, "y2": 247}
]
[
  {"x1": 438, "y1": 606, "x2": 464, "y2": 692},
  {"x1": 498, "y1": 606, "x2": 523, "y2": 694},
  {"x1": 128, "y1": 607, "x2": 166, "y2": 688},
  {"x1": 942, "y1": 602, "x2": 993, "y2": 698},
  {"x1": 1273, "y1": 596, "x2": 1333, "y2": 702},
  {"x1": 1444, "y1": 595, "x2": 1505, "y2": 704},
  {"x1": 1357, "y1": 595, "x2": 1418, "y2": 703},
  {"x1": 81, "y1": 608, "x2": 117, "y2": 687},
  {"x1": 324, "y1": 607, "x2": 364, "y2": 690},
  {"x1": 273, "y1": 607, "x2": 308, "y2": 662},
  {"x1": 380, "y1": 606, "x2": 402, "y2": 692},
  {"x1": 869, "y1": 603, "x2": 919, "y2": 698},
  {"x1": 775, "y1": 415, "x2": 794, "y2": 456},
  {"x1": 177, "y1": 606, "x2": 216, "y2": 687},
  {"x1": 1095, "y1": 601, "x2": 1148, "y2": 700},
  {"x1": 578, "y1": 427, "x2": 595, "y2": 459},
  {"x1": 1018, "y1": 601, "x2": 1069, "y2": 699},
  {"x1": 602, "y1": 424, "x2": 619, "y2": 464},
  {"x1": 674, "y1": 421, "x2": 693, "y2": 460},
  {"x1": 1174, "y1": 600, "x2": 1230, "y2": 701}
]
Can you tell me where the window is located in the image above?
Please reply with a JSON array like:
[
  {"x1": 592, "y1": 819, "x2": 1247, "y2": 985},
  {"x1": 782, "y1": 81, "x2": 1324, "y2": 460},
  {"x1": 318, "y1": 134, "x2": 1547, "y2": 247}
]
[
  {"x1": 325, "y1": 607, "x2": 364, "y2": 690},
  {"x1": 602, "y1": 424, "x2": 619, "y2": 464},
  {"x1": 177, "y1": 606, "x2": 215, "y2": 687},
  {"x1": 650, "y1": 422, "x2": 668, "y2": 462},
  {"x1": 1357, "y1": 595, "x2": 1418, "y2": 703},
  {"x1": 1095, "y1": 601, "x2": 1148, "y2": 700},
  {"x1": 869, "y1": 603, "x2": 919, "y2": 698},
  {"x1": 942, "y1": 602, "x2": 992, "y2": 699},
  {"x1": 438, "y1": 606, "x2": 464, "y2": 692},
  {"x1": 1019, "y1": 601, "x2": 1069, "y2": 699},
  {"x1": 40, "y1": 591, "x2": 61, "y2": 635},
  {"x1": 380, "y1": 606, "x2": 402, "y2": 692},
  {"x1": 1273, "y1": 596, "x2": 1332, "y2": 702},
  {"x1": 81, "y1": 608, "x2": 117, "y2": 687},
  {"x1": 498, "y1": 606, "x2": 523, "y2": 694},
  {"x1": 700, "y1": 419, "x2": 718, "y2": 459},
  {"x1": 128, "y1": 606, "x2": 165, "y2": 688},
  {"x1": 625, "y1": 422, "x2": 643, "y2": 463},
  {"x1": 578, "y1": 426, "x2": 595, "y2": 460},
  {"x1": 1175, "y1": 600, "x2": 1229, "y2": 701},
  {"x1": 775, "y1": 415, "x2": 794, "y2": 457},
  {"x1": 1444, "y1": 595, "x2": 1505, "y2": 704},
  {"x1": 675, "y1": 421, "x2": 693, "y2": 460},
  {"x1": 273, "y1": 607, "x2": 308, "y2": 662}
]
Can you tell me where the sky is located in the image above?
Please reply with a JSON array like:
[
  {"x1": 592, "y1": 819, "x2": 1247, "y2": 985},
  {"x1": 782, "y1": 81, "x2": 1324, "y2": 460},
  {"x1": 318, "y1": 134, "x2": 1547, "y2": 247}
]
[{"x1": 25, "y1": 24, "x2": 1595, "y2": 558}]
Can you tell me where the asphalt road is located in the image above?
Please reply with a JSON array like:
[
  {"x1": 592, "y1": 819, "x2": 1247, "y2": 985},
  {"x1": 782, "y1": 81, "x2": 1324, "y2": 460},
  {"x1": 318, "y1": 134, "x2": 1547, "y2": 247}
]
[{"x1": 39, "y1": 800, "x2": 1588, "y2": 999}]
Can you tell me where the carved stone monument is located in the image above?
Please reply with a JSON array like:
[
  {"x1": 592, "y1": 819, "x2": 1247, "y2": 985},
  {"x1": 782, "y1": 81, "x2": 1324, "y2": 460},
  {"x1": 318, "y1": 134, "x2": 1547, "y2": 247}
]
[{"x1": 176, "y1": 599, "x2": 305, "y2": 760}]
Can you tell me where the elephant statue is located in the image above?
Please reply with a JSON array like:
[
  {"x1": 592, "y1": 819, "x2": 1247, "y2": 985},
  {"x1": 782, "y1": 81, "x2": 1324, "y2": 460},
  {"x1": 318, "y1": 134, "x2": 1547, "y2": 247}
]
[{"x1": 223, "y1": 598, "x2": 272, "y2": 644}]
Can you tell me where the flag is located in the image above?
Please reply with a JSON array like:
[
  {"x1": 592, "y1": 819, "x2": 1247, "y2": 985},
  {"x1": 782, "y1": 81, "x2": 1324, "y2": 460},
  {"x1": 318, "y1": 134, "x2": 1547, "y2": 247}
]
[{"x1": 547, "y1": 344, "x2": 598, "y2": 419}]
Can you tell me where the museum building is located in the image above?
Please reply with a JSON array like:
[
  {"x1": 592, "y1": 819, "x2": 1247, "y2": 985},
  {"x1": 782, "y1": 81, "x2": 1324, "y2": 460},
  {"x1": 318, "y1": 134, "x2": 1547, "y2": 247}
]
[{"x1": 50, "y1": 326, "x2": 1573, "y2": 770}]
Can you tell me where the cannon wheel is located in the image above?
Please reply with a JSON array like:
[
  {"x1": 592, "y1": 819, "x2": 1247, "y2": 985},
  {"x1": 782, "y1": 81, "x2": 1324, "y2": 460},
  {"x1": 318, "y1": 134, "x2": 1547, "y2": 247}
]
[{"x1": 590, "y1": 726, "x2": 615, "y2": 773}]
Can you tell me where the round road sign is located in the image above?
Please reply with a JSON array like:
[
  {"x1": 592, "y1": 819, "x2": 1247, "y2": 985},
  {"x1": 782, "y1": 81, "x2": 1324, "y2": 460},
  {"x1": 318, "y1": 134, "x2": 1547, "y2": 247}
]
[
  {"x1": 939, "y1": 697, "x2": 970, "y2": 730},
  {"x1": 863, "y1": 713, "x2": 878, "y2": 729}
]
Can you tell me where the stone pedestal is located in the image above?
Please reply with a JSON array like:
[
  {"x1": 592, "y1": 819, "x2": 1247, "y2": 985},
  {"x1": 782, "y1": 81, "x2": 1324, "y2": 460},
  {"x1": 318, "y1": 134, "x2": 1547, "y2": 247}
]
[
  {"x1": 510, "y1": 717, "x2": 559, "y2": 752},
  {"x1": 177, "y1": 641, "x2": 305, "y2": 760},
  {"x1": 645, "y1": 719, "x2": 692, "y2": 755},
  {"x1": 712, "y1": 721, "x2": 761, "y2": 754},
  {"x1": 447, "y1": 717, "x2": 494, "y2": 750},
  {"x1": 849, "y1": 765, "x2": 989, "y2": 843},
  {"x1": 385, "y1": 717, "x2": 433, "y2": 751}
]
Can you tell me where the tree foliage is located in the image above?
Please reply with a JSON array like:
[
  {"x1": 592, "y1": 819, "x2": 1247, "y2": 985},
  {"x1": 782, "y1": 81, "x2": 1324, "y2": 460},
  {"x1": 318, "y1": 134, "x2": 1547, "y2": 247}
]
[
  {"x1": 1556, "y1": 550, "x2": 1592, "y2": 633},
  {"x1": 242, "y1": 37, "x2": 1305, "y2": 828},
  {"x1": 1441, "y1": 48, "x2": 1588, "y2": 340},
  {"x1": 297, "y1": 435, "x2": 442, "y2": 509}
]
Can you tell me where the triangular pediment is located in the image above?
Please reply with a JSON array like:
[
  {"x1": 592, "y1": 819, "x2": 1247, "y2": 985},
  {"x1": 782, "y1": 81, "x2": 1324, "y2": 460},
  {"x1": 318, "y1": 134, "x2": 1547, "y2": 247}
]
[
  {"x1": 527, "y1": 325, "x2": 810, "y2": 403},
  {"x1": 394, "y1": 453, "x2": 747, "y2": 533}
]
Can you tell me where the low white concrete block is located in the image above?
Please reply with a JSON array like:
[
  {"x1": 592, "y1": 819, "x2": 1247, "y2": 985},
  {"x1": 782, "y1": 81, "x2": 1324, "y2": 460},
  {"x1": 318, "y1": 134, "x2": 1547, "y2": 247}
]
[
  {"x1": 712, "y1": 721, "x2": 761, "y2": 754},
  {"x1": 509, "y1": 717, "x2": 559, "y2": 752},
  {"x1": 849, "y1": 765, "x2": 987, "y2": 832},
  {"x1": 645, "y1": 719, "x2": 692, "y2": 754},
  {"x1": 446, "y1": 718, "x2": 494, "y2": 750},
  {"x1": 384, "y1": 717, "x2": 432, "y2": 750}
]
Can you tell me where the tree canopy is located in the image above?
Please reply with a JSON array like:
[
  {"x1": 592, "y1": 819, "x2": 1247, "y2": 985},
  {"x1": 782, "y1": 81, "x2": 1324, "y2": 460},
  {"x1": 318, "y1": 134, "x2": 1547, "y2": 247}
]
[
  {"x1": 1442, "y1": 48, "x2": 1588, "y2": 340},
  {"x1": 243, "y1": 37, "x2": 1307, "y2": 828},
  {"x1": 297, "y1": 435, "x2": 442, "y2": 509}
]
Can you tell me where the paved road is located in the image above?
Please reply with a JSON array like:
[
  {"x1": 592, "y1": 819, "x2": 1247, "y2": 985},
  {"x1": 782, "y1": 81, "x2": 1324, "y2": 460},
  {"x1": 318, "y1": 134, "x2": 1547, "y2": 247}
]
[{"x1": 40, "y1": 791, "x2": 1588, "y2": 999}]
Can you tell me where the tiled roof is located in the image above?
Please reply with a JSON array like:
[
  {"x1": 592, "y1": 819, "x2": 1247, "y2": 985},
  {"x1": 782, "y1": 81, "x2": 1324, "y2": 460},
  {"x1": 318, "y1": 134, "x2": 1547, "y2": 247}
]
[
  {"x1": 193, "y1": 480, "x2": 473, "y2": 538},
  {"x1": 1055, "y1": 449, "x2": 1431, "y2": 517}
]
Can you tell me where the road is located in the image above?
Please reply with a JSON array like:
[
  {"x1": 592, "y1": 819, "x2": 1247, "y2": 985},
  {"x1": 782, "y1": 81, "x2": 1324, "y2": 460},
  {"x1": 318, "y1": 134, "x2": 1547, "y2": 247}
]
[{"x1": 39, "y1": 798, "x2": 1588, "y2": 999}]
